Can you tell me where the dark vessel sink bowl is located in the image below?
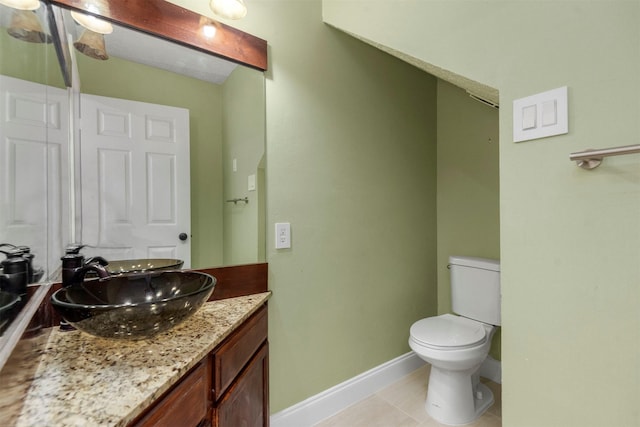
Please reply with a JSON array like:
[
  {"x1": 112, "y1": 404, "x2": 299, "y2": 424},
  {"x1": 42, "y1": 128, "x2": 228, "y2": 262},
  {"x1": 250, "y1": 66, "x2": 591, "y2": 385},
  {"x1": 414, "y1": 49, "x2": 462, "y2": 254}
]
[
  {"x1": 51, "y1": 271, "x2": 215, "y2": 340},
  {"x1": 104, "y1": 258, "x2": 184, "y2": 275}
]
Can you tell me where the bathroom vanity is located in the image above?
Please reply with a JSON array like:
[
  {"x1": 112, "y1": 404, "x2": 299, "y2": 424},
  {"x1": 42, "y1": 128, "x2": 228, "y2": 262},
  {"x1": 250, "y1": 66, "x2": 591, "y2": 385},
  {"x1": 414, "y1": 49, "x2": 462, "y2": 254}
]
[
  {"x1": 133, "y1": 301, "x2": 269, "y2": 427},
  {"x1": 0, "y1": 264, "x2": 270, "y2": 427}
]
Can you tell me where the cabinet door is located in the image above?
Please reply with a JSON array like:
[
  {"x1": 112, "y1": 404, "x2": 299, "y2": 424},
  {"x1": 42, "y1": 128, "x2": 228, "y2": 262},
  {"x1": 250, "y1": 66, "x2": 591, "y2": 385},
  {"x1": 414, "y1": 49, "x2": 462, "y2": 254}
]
[
  {"x1": 213, "y1": 305, "x2": 268, "y2": 400},
  {"x1": 213, "y1": 343, "x2": 269, "y2": 427},
  {"x1": 132, "y1": 361, "x2": 210, "y2": 427}
]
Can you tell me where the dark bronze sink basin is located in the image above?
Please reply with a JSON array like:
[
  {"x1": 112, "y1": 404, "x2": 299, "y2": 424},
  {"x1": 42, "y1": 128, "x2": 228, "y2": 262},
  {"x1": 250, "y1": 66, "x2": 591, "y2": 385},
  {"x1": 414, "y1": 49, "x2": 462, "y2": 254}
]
[
  {"x1": 104, "y1": 258, "x2": 184, "y2": 275},
  {"x1": 51, "y1": 270, "x2": 215, "y2": 340}
]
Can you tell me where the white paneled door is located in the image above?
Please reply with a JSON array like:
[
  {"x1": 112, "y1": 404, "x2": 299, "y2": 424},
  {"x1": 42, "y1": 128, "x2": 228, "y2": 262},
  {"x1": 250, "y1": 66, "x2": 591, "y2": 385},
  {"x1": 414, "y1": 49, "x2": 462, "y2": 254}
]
[
  {"x1": 79, "y1": 94, "x2": 191, "y2": 266},
  {"x1": 0, "y1": 75, "x2": 68, "y2": 275}
]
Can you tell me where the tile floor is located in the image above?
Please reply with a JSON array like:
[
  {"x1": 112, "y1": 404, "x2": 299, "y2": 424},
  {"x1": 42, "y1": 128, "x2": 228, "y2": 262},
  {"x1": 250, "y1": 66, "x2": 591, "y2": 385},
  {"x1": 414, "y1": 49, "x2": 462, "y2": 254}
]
[{"x1": 314, "y1": 364, "x2": 502, "y2": 427}]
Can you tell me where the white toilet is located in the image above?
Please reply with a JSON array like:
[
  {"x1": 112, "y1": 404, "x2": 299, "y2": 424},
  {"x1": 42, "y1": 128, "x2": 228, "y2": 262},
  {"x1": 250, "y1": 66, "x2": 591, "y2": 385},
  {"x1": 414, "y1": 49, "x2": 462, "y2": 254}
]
[{"x1": 409, "y1": 255, "x2": 500, "y2": 426}]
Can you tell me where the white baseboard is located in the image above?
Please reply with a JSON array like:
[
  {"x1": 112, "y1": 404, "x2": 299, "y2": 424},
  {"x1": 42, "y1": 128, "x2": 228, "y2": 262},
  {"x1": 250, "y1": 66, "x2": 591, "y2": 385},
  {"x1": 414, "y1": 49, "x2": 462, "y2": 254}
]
[
  {"x1": 478, "y1": 355, "x2": 502, "y2": 384},
  {"x1": 270, "y1": 352, "x2": 426, "y2": 427}
]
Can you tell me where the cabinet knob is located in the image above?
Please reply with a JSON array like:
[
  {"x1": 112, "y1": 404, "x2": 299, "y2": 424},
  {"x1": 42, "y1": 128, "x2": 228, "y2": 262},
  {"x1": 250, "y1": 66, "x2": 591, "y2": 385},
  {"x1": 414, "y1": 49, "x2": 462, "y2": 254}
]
[{"x1": 179, "y1": 233, "x2": 189, "y2": 241}]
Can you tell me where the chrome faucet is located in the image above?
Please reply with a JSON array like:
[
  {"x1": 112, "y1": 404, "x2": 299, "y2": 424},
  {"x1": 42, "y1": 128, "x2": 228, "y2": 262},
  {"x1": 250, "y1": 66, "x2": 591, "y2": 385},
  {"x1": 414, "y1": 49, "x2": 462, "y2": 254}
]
[{"x1": 61, "y1": 245, "x2": 110, "y2": 287}]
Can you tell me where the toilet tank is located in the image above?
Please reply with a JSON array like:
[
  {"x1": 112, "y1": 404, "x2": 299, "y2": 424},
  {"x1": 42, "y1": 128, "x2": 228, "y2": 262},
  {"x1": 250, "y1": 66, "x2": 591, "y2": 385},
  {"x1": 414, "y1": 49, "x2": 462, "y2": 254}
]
[{"x1": 449, "y1": 256, "x2": 501, "y2": 326}]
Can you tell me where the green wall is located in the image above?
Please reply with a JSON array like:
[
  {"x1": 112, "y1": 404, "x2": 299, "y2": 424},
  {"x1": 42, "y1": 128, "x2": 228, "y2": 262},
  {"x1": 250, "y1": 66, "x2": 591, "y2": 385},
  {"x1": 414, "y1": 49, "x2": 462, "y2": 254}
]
[
  {"x1": 263, "y1": 8, "x2": 438, "y2": 411},
  {"x1": 0, "y1": 30, "x2": 64, "y2": 88},
  {"x1": 0, "y1": 26, "x2": 64, "y2": 88},
  {"x1": 437, "y1": 80, "x2": 500, "y2": 360},
  {"x1": 169, "y1": 0, "x2": 503, "y2": 414},
  {"x1": 187, "y1": 0, "x2": 440, "y2": 411},
  {"x1": 324, "y1": 1, "x2": 640, "y2": 426},
  {"x1": 76, "y1": 54, "x2": 224, "y2": 269}
]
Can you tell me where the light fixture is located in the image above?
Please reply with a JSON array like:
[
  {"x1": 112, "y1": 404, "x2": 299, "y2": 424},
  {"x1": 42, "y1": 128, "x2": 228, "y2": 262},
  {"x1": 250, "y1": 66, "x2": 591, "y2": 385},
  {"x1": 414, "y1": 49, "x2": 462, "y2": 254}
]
[
  {"x1": 7, "y1": 9, "x2": 51, "y2": 43},
  {"x1": 74, "y1": 29, "x2": 108, "y2": 60},
  {"x1": 0, "y1": 0, "x2": 39, "y2": 11},
  {"x1": 71, "y1": 10, "x2": 113, "y2": 34},
  {"x1": 209, "y1": 0, "x2": 247, "y2": 20}
]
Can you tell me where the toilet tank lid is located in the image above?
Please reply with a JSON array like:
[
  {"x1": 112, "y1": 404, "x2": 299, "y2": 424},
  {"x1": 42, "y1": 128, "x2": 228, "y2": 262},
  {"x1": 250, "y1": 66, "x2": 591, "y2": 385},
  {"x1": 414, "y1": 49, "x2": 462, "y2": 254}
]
[{"x1": 449, "y1": 256, "x2": 500, "y2": 272}]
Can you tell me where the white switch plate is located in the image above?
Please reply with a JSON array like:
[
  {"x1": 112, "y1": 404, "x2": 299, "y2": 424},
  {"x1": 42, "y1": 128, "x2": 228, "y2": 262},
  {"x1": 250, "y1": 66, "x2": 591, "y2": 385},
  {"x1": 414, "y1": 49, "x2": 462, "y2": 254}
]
[
  {"x1": 248, "y1": 174, "x2": 256, "y2": 191},
  {"x1": 513, "y1": 86, "x2": 568, "y2": 142},
  {"x1": 275, "y1": 223, "x2": 291, "y2": 249}
]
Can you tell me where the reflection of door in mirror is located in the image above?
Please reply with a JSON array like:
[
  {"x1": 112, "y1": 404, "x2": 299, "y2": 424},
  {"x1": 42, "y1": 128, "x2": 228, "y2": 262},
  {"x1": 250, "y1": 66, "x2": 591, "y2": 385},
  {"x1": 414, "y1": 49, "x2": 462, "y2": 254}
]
[
  {"x1": 0, "y1": 76, "x2": 67, "y2": 277},
  {"x1": 78, "y1": 94, "x2": 191, "y2": 267},
  {"x1": 0, "y1": 2, "x2": 66, "y2": 285}
]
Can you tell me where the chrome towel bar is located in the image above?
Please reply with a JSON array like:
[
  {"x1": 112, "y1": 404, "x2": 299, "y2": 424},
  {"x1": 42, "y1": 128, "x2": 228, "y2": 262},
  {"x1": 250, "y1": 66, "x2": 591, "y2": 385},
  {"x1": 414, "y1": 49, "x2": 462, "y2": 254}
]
[
  {"x1": 569, "y1": 144, "x2": 640, "y2": 170},
  {"x1": 226, "y1": 197, "x2": 249, "y2": 205}
]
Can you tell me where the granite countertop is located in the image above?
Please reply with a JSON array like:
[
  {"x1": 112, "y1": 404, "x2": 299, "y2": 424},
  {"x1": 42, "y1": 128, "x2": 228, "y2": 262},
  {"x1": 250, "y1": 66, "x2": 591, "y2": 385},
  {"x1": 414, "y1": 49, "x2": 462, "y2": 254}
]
[{"x1": 0, "y1": 292, "x2": 271, "y2": 427}]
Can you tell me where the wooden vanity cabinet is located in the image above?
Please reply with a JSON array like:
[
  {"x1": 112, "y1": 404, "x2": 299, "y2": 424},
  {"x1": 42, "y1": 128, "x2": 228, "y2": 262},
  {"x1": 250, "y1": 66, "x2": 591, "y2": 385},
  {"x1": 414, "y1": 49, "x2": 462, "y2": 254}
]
[
  {"x1": 212, "y1": 306, "x2": 269, "y2": 427},
  {"x1": 133, "y1": 360, "x2": 210, "y2": 427},
  {"x1": 130, "y1": 305, "x2": 269, "y2": 427},
  {"x1": 213, "y1": 342, "x2": 268, "y2": 427}
]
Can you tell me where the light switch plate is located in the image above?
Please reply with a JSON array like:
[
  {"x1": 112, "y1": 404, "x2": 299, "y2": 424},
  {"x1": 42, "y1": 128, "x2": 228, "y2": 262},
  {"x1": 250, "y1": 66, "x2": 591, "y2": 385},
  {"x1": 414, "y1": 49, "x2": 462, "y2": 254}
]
[{"x1": 513, "y1": 86, "x2": 568, "y2": 142}]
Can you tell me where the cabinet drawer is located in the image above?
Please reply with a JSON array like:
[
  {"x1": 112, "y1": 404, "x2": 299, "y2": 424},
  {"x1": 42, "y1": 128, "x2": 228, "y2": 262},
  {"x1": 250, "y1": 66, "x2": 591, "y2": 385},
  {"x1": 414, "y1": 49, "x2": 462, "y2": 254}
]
[
  {"x1": 133, "y1": 361, "x2": 209, "y2": 427},
  {"x1": 213, "y1": 305, "x2": 267, "y2": 400}
]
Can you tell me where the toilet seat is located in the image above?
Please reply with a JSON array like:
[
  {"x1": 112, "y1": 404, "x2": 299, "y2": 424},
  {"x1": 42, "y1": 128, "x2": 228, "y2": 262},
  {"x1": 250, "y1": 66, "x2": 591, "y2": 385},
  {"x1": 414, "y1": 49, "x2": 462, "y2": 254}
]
[{"x1": 410, "y1": 314, "x2": 487, "y2": 350}]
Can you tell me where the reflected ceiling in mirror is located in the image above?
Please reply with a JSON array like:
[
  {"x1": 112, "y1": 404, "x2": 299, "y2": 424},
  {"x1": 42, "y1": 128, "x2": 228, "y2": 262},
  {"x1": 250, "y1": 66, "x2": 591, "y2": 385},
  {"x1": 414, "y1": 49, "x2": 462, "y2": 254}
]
[
  {"x1": 65, "y1": 10, "x2": 238, "y2": 84},
  {"x1": 49, "y1": 0, "x2": 267, "y2": 72}
]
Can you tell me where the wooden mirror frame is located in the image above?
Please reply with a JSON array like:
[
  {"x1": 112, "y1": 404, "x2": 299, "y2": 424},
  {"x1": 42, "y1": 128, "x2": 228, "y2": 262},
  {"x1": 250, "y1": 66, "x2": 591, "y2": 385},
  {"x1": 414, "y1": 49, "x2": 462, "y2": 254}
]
[{"x1": 48, "y1": 0, "x2": 267, "y2": 71}]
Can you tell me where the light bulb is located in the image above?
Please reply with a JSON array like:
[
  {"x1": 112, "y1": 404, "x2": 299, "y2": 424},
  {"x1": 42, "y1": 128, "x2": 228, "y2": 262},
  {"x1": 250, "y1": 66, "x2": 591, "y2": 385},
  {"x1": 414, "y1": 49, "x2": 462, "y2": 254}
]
[
  {"x1": 0, "y1": 0, "x2": 39, "y2": 11},
  {"x1": 203, "y1": 24, "x2": 217, "y2": 39},
  {"x1": 71, "y1": 10, "x2": 113, "y2": 34}
]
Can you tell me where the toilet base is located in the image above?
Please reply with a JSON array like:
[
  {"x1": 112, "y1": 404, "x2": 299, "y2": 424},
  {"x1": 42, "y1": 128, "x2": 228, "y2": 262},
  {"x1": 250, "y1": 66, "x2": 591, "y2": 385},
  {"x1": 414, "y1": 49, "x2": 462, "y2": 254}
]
[{"x1": 425, "y1": 367, "x2": 494, "y2": 426}]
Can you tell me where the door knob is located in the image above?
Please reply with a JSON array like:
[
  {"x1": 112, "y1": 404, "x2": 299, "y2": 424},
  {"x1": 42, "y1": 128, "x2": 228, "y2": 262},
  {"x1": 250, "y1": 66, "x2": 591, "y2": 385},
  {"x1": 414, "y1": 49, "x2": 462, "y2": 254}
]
[{"x1": 179, "y1": 233, "x2": 188, "y2": 241}]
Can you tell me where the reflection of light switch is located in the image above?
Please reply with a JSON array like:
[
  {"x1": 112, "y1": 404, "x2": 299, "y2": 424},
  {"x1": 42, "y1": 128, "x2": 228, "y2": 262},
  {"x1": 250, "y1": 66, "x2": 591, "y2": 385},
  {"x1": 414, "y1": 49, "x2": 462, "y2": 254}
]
[
  {"x1": 232, "y1": 158, "x2": 237, "y2": 172},
  {"x1": 522, "y1": 105, "x2": 537, "y2": 130},
  {"x1": 248, "y1": 174, "x2": 256, "y2": 191},
  {"x1": 541, "y1": 100, "x2": 557, "y2": 126}
]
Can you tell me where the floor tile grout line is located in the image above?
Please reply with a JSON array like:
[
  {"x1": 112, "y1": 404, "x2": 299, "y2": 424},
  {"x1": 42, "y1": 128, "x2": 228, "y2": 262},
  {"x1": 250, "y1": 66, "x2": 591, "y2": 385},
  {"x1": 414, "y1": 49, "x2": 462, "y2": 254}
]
[{"x1": 373, "y1": 390, "x2": 423, "y2": 425}]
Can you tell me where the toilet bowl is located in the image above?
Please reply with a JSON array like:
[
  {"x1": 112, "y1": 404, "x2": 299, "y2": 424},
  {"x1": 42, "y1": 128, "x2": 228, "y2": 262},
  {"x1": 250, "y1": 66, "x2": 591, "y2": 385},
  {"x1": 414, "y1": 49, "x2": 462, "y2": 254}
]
[
  {"x1": 409, "y1": 314, "x2": 495, "y2": 426},
  {"x1": 408, "y1": 256, "x2": 500, "y2": 426}
]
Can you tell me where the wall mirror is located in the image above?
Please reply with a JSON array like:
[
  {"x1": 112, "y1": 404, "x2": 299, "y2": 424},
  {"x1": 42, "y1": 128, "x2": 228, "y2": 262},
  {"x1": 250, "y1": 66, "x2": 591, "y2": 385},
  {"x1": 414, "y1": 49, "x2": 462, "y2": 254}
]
[{"x1": 0, "y1": 0, "x2": 267, "y2": 353}]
